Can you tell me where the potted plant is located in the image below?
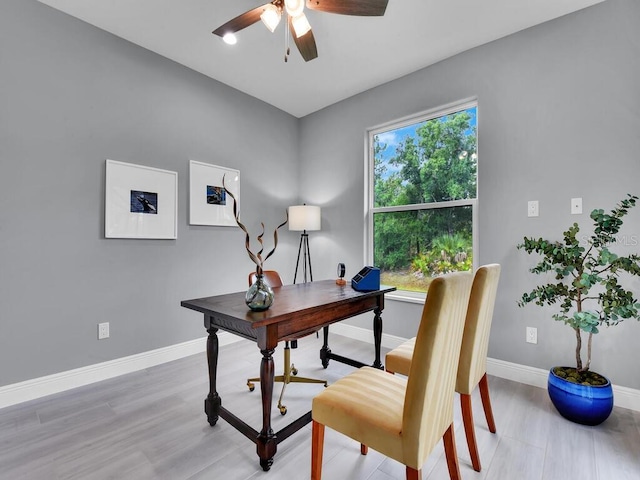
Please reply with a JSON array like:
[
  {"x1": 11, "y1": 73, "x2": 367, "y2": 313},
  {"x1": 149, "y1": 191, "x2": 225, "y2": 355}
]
[{"x1": 517, "y1": 194, "x2": 640, "y2": 425}]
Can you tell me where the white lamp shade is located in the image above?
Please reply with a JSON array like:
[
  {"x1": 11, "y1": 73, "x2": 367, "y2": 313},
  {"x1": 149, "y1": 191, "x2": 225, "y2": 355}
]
[
  {"x1": 260, "y1": 4, "x2": 281, "y2": 33},
  {"x1": 291, "y1": 12, "x2": 311, "y2": 38},
  {"x1": 288, "y1": 205, "x2": 321, "y2": 231},
  {"x1": 284, "y1": 0, "x2": 304, "y2": 18}
]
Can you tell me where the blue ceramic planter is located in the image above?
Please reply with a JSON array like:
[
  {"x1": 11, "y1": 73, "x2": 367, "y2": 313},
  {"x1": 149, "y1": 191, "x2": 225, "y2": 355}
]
[{"x1": 547, "y1": 367, "x2": 613, "y2": 426}]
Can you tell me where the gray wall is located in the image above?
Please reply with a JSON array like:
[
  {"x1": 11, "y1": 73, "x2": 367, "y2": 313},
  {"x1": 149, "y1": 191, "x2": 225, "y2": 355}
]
[
  {"x1": 0, "y1": 0, "x2": 300, "y2": 387},
  {"x1": 299, "y1": 0, "x2": 640, "y2": 389}
]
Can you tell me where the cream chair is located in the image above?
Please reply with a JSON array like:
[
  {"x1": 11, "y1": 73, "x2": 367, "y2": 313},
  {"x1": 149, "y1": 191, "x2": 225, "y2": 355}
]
[
  {"x1": 246, "y1": 270, "x2": 327, "y2": 416},
  {"x1": 311, "y1": 271, "x2": 473, "y2": 480},
  {"x1": 385, "y1": 264, "x2": 501, "y2": 472}
]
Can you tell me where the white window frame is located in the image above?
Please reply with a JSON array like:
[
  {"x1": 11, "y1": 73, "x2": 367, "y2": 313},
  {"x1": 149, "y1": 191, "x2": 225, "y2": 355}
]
[{"x1": 364, "y1": 98, "x2": 479, "y2": 303}]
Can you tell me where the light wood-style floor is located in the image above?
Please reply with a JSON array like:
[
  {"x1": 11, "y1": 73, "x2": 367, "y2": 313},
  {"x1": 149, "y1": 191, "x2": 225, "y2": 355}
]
[{"x1": 1, "y1": 334, "x2": 639, "y2": 480}]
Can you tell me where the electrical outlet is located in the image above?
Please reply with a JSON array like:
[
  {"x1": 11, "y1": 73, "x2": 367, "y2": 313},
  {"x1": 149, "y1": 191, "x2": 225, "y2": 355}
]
[
  {"x1": 571, "y1": 197, "x2": 583, "y2": 215},
  {"x1": 528, "y1": 200, "x2": 539, "y2": 217},
  {"x1": 98, "y1": 322, "x2": 110, "y2": 340},
  {"x1": 526, "y1": 326, "x2": 537, "y2": 344}
]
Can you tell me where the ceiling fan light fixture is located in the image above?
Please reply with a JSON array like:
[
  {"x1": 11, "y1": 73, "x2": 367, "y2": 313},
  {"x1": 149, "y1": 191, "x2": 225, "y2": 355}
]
[
  {"x1": 260, "y1": 4, "x2": 282, "y2": 33},
  {"x1": 222, "y1": 33, "x2": 237, "y2": 45},
  {"x1": 284, "y1": 0, "x2": 305, "y2": 18},
  {"x1": 291, "y1": 12, "x2": 311, "y2": 38}
]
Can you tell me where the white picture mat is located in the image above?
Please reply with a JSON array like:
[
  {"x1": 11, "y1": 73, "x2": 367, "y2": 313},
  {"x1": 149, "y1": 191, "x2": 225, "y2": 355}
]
[
  {"x1": 189, "y1": 161, "x2": 240, "y2": 226},
  {"x1": 105, "y1": 159, "x2": 178, "y2": 239}
]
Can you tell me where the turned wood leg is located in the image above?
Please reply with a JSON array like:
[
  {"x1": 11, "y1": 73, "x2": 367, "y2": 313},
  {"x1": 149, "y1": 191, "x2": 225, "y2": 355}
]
[
  {"x1": 320, "y1": 326, "x2": 331, "y2": 369},
  {"x1": 204, "y1": 326, "x2": 221, "y2": 426},
  {"x1": 311, "y1": 421, "x2": 325, "y2": 480},
  {"x1": 406, "y1": 467, "x2": 421, "y2": 480},
  {"x1": 372, "y1": 306, "x2": 383, "y2": 369},
  {"x1": 443, "y1": 423, "x2": 461, "y2": 480},
  {"x1": 479, "y1": 373, "x2": 497, "y2": 433},
  {"x1": 461, "y1": 393, "x2": 481, "y2": 471},
  {"x1": 257, "y1": 348, "x2": 276, "y2": 471}
]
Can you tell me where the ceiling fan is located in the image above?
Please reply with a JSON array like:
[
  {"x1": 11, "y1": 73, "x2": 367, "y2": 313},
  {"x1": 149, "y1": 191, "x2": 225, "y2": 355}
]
[{"x1": 212, "y1": 0, "x2": 389, "y2": 62}]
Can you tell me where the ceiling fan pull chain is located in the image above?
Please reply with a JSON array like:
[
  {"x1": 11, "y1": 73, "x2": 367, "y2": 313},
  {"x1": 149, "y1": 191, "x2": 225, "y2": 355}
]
[{"x1": 284, "y1": 16, "x2": 290, "y2": 62}]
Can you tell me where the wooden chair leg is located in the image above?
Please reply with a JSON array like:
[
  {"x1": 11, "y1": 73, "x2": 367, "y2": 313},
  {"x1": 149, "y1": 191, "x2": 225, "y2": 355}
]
[
  {"x1": 406, "y1": 466, "x2": 421, "y2": 480},
  {"x1": 443, "y1": 423, "x2": 461, "y2": 480},
  {"x1": 479, "y1": 373, "x2": 497, "y2": 433},
  {"x1": 311, "y1": 420, "x2": 325, "y2": 480},
  {"x1": 360, "y1": 444, "x2": 368, "y2": 455},
  {"x1": 461, "y1": 393, "x2": 481, "y2": 472}
]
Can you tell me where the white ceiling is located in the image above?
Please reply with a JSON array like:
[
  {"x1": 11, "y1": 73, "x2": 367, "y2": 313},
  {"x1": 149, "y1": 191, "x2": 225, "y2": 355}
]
[{"x1": 38, "y1": 0, "x2": 604, "y2": 118}]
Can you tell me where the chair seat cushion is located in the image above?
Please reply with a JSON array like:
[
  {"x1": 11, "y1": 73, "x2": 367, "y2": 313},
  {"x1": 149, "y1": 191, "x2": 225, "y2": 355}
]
[
  {"x1": 385, "y1": 338, "x2": 415, "y2": 376},
  {"x1": 312, "y1": 366, "x2": 406, "y2": 462}
]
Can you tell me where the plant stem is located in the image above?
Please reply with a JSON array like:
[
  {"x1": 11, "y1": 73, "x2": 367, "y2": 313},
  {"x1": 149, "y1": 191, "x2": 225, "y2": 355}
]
[
  {"x1": 575, "y1": 327, "x2": 583, "y2": 371},
  {"x1": 586, "y1": 332, "x2": 592, "y2": 372},
  {"x1": 576, "y1": 290, "x2": 583, "y2": 371}
]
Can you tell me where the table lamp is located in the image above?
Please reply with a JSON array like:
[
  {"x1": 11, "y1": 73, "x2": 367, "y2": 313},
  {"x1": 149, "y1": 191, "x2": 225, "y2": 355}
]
[{"x1": 288, "y1": 204, "x2": 321, "y2": 283}]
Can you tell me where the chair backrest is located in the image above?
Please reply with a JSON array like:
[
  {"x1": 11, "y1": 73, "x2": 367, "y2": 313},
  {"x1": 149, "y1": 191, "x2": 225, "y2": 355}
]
[
  {"x1": 402, "y1": 271, "x2": 473, "y2": 466},
  {"x1": 248, "y1": 270, "x2": 284, "y2": 288},
  {"x1": 456, "y1": 264, "x2": 501, "y2": 395}
]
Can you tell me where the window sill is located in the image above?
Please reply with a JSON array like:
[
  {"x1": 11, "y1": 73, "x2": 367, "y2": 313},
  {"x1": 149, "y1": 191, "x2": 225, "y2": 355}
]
[{"x1": 385, "y1": 289, "x2": 426, "y2": 305}]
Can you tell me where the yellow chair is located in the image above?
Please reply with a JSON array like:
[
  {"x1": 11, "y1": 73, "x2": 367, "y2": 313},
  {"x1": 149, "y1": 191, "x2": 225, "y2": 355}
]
[
  {"x1": 311, "y1": 271, "x2": 473, "y2": 480},
  {"x1": 246, "y1": 270, "x2": 327, "y2": 415},
  {"x1": 385, "y1": 264, "x2": 501, "y2": 472}
]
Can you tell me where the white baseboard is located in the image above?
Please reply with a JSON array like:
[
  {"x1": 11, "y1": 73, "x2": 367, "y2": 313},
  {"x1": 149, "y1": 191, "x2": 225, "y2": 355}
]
[
  {"x1": 329, "y1": 323, "x2": 408, "y2": 350},
  {"x1": 0, "y1": 333, "x2": 235, "y2": 410},
  {"x1": 2, "y1": 327, "x2": 639, "y2": 413},
  {"x1": 485, "y1": 357, "x2": 640, "y2": 412}
]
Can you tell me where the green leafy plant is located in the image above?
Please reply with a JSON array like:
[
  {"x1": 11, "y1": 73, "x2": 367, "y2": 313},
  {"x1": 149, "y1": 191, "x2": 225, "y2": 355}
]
[
  {"x1": 411, "y1": 233, "x2": 473, "y2": 276},
  {"x1": 517, "y1": 194, "x2": 640, "y2": 377}
]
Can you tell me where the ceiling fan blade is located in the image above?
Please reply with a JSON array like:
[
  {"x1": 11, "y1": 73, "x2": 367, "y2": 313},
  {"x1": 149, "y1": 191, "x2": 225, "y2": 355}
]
[
  {"x1": 212, "y1": 3, "x2": 272, "y2": 37},
  {"x1": 306, "y1": 0, "x2": 388, "y2": 16},
  {"x1": 289, "y1": 18, "x2": 318, "y2": 62}
]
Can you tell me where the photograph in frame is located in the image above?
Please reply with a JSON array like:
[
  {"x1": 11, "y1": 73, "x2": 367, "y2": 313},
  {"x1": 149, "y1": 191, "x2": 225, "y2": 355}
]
[
  {"x1": 189, "y1": 161, "x2": 240, "y2": 226},
  {"x1": 105, "y1": 159, "x2": 178, "y2": 239}
]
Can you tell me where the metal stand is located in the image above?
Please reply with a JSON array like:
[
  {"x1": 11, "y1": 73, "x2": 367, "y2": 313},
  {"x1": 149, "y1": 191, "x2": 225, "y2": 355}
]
[{"x1": 293, "y1": 231, "x2": 313, "y2": 283}]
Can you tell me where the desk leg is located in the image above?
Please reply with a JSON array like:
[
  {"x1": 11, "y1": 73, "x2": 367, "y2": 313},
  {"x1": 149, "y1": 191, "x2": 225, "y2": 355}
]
[
  {"x1": 320, "y1": 326, "x2": 331, "y2": 369},
  {"x1": 204, "y1": 326, "x2": 222, "y2": 426},
  {"x1": 373, "y1": 306, "x2": 383, "y2": 369},
  {"x1": 258, "y1": 348, "x2": 277, "y2": 471}
]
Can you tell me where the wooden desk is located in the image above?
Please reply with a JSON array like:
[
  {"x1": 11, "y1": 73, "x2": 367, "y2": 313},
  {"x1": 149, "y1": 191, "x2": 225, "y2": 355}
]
[{"x1": 181, "y1": 280, "x2": 396, "y2": 471}]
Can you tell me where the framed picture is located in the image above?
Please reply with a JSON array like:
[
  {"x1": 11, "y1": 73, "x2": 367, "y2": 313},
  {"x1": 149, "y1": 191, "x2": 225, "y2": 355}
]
[
  {"x1": 105, "y1": 159, "x2": 178, "y2": 239},
  {"x1": 189, "y1": 161, "x2": 240, "y2": 226}
]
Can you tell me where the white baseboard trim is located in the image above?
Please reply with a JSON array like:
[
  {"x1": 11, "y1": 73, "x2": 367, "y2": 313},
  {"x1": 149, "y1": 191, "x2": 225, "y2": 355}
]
[
  {"x1": 0, "y1": 333, "x2": 235, "y2": 410},
  {"x1": 329, "y1": 323, "x2": 408, "y2": 350},
  {"x1": 485, "y1": 357, "x2": 640, "y2": 412},
  {"x1": 486, "y1": 357, "x2": 548, "y2": 389},
  {"x1": 2, "y1": 326, "x2": 639, "y2": 413}
]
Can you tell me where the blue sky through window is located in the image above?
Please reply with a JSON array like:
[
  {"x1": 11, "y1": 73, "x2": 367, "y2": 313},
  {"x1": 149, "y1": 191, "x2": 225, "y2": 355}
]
[{"x1": 375, "y1": 107, "x2": 477, "y2": 166}]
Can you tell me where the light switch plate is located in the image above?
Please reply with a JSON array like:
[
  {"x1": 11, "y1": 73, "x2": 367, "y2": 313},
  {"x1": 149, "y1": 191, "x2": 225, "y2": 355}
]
[
  {"x1": 571, "y1": 197, "x2": 583, "y2": 215},
  {"x1": 528, "y1": 200, "x2": 539, "y2": 217}
]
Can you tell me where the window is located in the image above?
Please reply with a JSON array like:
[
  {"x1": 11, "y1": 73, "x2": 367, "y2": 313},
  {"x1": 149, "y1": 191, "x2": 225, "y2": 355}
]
[{"x1": 366, "y1": 100, "x2": 477, "y2": 298}]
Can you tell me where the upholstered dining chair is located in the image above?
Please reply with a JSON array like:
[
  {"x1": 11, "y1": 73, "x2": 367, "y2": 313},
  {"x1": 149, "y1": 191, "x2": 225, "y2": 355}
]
[
  {"x1": 311, "y1": 271, "x2": 473, "y2": 480},
  {"x1": 385, "y1": 264, "x2": 501, "y2": 472},
  {"x1": 246, "y1": 270, "x2": 327, "y2": 415}
]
